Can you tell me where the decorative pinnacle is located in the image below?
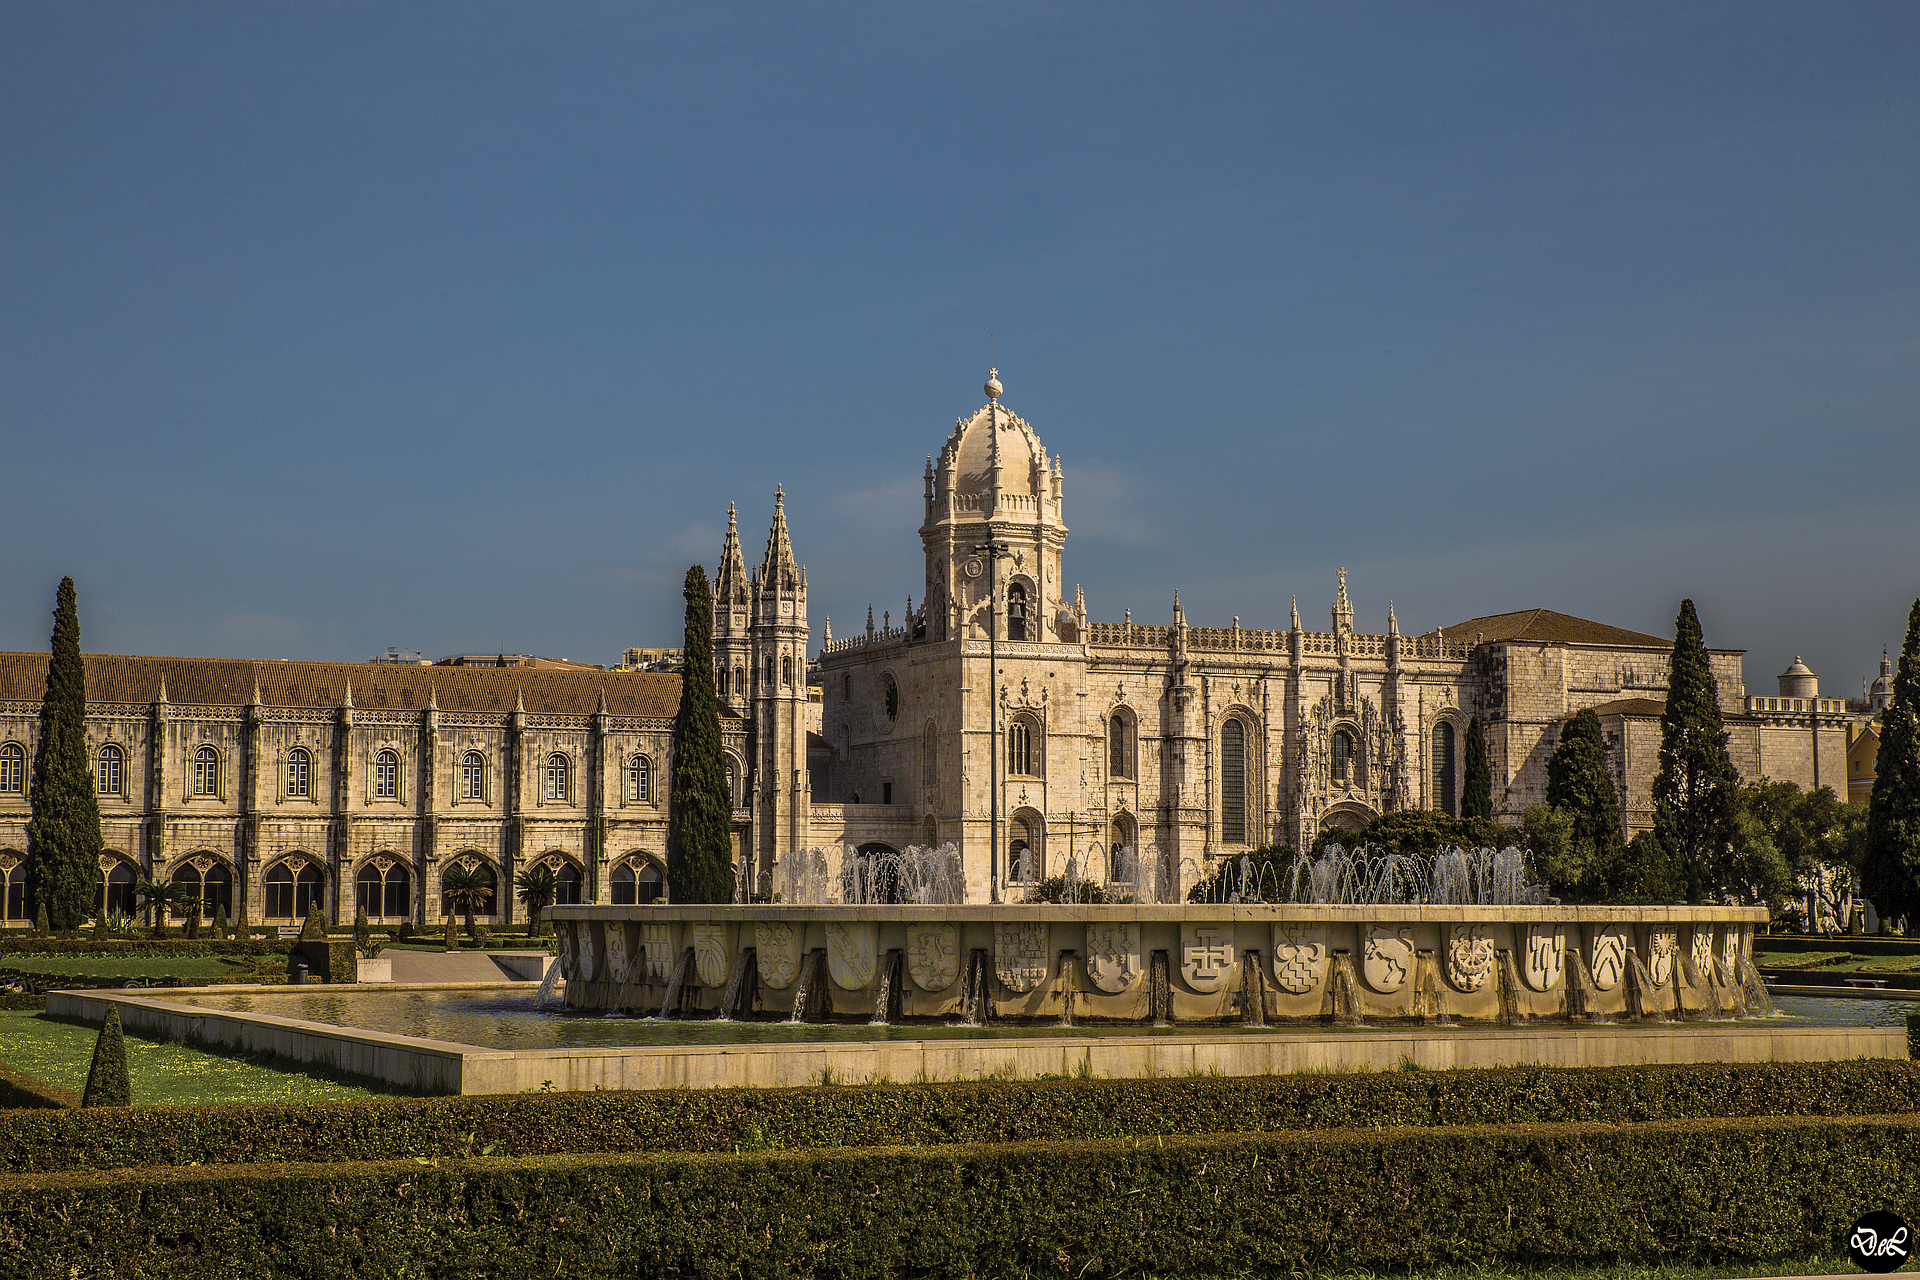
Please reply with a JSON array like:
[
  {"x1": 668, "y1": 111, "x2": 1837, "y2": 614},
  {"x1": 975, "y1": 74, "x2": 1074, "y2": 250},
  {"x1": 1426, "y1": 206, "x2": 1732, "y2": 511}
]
[{"x1": 985, "y1": 367, "x2": 1002, "y2": 401}]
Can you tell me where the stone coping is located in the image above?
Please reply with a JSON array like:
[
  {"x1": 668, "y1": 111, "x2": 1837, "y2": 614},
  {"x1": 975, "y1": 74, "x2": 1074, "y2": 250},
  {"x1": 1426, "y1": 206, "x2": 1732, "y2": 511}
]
[
  {"x1": 43, "y1": 986, "x2": 1906, "y2": 1095},
  {"x1": 550, "y1": 903, "x2": 1769, "y2": 924}
]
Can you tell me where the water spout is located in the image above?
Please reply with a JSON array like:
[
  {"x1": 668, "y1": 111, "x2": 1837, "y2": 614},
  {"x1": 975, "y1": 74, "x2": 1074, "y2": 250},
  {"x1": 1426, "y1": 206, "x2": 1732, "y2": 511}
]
[
  {"x1": 1737, "y1": 955, "x2": 1775, "y2": 1018},
  {"x1": 956, "y1": 948, "x2": 990, "y2": 1026},
  {"x1": 1240, "y1": 951, "x2": 1266, "y2": 1028},
  {"x1": 870, "y1": 950, "x2": 901, "y2": 1025},
  {"x1": 1148, "y1": 950, "x2": 1172, "y2": 1026},
  {"x1": 1327, "y1": 952, "x2": 1365, "y2": 1027},
  {"x1": 531, "y1": 954, "x2": 565, "y2": 1009},
  {"x1": 717, "y1": 947, "x2": 757, "y2": 1021},
  {"x1": 1624, "y1": 951, "x2": 1670, "y2": 1022},
  {"x1": 788, "y1": 949, "x2": 826, "y2": 1022},
  {"x1": 658, "y1": 947, "x2": 694, "y2": 1019},
  {"x1": 1055, "y1": 951, "x2": 1077, "y2": 1027}
]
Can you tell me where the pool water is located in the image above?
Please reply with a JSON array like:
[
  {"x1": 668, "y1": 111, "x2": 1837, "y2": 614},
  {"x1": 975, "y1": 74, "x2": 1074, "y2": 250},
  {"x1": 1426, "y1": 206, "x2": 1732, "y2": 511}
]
[{"x1": 159, "y1": 988, "x2": 1907, "y2": 1051}]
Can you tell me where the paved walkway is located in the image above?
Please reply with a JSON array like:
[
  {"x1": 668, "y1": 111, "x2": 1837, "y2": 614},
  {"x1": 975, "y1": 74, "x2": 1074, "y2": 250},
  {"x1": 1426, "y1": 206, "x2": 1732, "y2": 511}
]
[{"x1": 387, "y1": 950, "x2": 528, "y2": 984}]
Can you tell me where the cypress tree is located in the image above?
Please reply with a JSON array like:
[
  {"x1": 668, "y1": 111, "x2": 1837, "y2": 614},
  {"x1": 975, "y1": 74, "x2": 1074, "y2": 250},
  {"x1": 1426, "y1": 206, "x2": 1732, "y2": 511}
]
[
  {"x1": 1864, "y1": 599, "x2": 1920, "y2": 923},
  {"x1": 666, "y1": 564, "x2": 735, "y2": 904},
  {"x1": 25, "y1": 578, "x2": 103, "y2": 930},
  {"x1": 1461, "y1": 717, "x2": 1493, "y2": 820},
  {"x1": 1543, "y1": 708, "x2": 1626, "y2": 898},
  {"x1": 1648, "y1": 599, "x2": 1743, "y2": 903},
  {"x1": 81, "y1": 1006, "x2": 131, "y2": 1107}
]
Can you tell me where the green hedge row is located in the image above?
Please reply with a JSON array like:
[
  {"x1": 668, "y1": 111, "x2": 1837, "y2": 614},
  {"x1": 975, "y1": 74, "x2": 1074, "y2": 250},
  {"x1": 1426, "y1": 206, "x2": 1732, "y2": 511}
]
[
  {"x1": 2, "y1": 1113, "x2": 1916, "y2": 1278},
  {"x1": 0, "y1": 1063, "x2": 78, "y2": 1111},
  {"x1": 8, "y1": 1058, "x2": 1920, "y2": 1173},
  {"x1": 1755, "y1": 934, "x2": 1920, "y2": 956},
  {"x1": 0, "y1": 939, "x2": 292, "y2": 958},
  {"x1": 0, "y1": 968, "x2": 284, "y2": 992}
]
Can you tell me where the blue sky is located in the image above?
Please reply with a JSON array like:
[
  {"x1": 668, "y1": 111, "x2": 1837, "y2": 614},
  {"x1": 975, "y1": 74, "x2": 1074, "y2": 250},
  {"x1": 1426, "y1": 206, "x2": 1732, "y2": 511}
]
[{"x1": 3, "y1": 3, "x2": 1916, "y2": 700}]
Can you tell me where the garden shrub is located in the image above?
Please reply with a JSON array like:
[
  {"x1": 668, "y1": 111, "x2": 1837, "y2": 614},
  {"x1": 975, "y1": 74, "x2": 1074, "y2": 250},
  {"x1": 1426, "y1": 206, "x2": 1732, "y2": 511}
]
[
  {"x1": 7, "y1": 1058, "x2": 1920, "y2": 1174},
  {"x1": 80, "y1": 1007, "x2": 130, "y2": 1107},
  {"x1": 0, "y1": 939, "x2": 291, "y2": 958},
  {"x1": 4, "y1": 1113, "x2": 1920, "y2": 1276}
]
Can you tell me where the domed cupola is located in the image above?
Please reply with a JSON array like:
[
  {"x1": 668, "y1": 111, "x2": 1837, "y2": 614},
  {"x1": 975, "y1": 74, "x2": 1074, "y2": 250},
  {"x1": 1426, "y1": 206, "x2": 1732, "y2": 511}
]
[{"x1": 1777, "y1": 656, "x2": 1818, "y2": 699}]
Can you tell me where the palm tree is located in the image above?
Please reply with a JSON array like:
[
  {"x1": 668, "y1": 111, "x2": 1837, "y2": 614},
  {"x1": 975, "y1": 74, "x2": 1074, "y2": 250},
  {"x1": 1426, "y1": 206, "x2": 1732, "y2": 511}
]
[
  {"x1": 132, "y1": 878, "x2": 184, "y2": 937},
  {"x1": 440, "y1": 864, "x2": 495, "y2": 939},
  {"x1": 513, "y1": 865, "x2": 558, "y2": 939}
]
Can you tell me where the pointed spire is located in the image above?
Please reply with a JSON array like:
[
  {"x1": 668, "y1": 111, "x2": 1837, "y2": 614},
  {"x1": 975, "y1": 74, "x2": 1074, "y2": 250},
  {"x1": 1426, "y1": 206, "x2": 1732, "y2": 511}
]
[
  {"x1": 716, "y1": 500, "x2": 748, "y2": 605},
  {"x1": 1332, "y1": 568, "x2": 1354, "y2": 634},
  {"x1": 157, "y1": 674, "x2": 168, "y2": 704},
  {"x1": 596, "y1": 687, "x2": 610, "y2": 715},
  {"x1": 514, "y1": 687, "x2": 525, "y2": 713},
  {"x1": 761, "y1": 486, "x2": 797, "y2": 589},
  {"x1": 1388, "y1": 600, "x2": 1399, "y2": 636},
  {"x1": 1290, "y1": 595, "x2": 1301, "y2": 631},
  {"x1": 823, "y1": 614, "x2": 832, "y2": 646},
  {"x1": 428, "y1": 684, "x2": 439, "y2": 710},
  {"x1": 866, "y1": 604, "x2": 874, "y2": 636},
  {"x1": 342, "y1": 680, "x2": 354, "y2": 708},
  {"x1": 251, "y1": 679, "x2": 263, "y2": 707}
]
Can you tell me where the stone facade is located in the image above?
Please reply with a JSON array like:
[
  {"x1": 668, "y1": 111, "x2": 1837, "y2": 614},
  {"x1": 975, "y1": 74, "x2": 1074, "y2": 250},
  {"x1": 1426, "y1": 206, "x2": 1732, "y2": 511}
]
[{"x1": 0, "y1": 372, "x2": 1850, "y2": 920}]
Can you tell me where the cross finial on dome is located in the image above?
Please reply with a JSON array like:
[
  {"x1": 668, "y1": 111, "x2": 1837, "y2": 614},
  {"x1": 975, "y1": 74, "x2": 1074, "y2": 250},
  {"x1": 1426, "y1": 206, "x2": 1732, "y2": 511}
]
[{"x1": 985, "y1": 368, "x2": 1002, "y2": 401}]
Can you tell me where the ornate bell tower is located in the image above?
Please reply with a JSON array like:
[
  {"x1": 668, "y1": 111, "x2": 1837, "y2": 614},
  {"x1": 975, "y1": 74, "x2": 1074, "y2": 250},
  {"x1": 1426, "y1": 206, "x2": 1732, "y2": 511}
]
[
  {"x1": 919, "y1": 370, "x2": 1076, "y2": 645},
  {"x1": 750, "y1": 488, "x2": 810, "y2": 885},
  {"x1": 711, "y1": 503, "x2": 751, "y2": 714}
]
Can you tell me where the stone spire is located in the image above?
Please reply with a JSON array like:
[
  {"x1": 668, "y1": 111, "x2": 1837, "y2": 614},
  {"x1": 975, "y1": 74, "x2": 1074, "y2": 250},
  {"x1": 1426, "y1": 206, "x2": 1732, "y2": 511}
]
[
  {"x1": 1332, "y1": 568, "x2": 1354, "y2": 635},
  {"x1": 715, "y1": 501, "x2": 748, "y2": 605},
  {"x1": 760, "y1": 486, "x2": 798, "y2": 591},
  {"x1": 1290, "y1": 595, "x2": 1301, "y2": 632},
  {"x1": 427, "y1": 684, "x2": 438, "y2": 710},
  {"x1": 1388, "y1": 600, "x2": 1398, "y2": 636},
  {"x1": 342, "y1": 680, "x2": 354, "y2": 708}
]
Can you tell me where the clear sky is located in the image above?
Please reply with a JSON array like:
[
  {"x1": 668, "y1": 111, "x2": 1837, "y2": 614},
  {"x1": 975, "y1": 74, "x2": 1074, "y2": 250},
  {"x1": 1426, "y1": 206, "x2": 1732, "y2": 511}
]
[{"x1": 3, "y1": 3, "x2": 1915, "y2": 700}]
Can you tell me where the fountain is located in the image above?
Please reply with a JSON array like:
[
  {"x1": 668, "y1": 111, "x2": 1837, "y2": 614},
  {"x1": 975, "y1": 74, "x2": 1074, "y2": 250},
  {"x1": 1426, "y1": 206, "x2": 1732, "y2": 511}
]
[{"x1": 657, "y1": 948, "x2": 693, "y2": 1019}]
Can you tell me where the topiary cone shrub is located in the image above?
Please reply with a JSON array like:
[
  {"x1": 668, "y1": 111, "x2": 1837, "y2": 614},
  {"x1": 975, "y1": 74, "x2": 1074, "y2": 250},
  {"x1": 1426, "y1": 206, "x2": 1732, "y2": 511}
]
[
  {"x1": 300, "y1": 902, "x2": 326, "y2": 941},
  {"x1": 34, "y1": 904, "x2": 49, "y2": 934},
  {"x1": 355, "y1": 905, "x2": 369, "y2": 952},
  {"x1": 212, "y1": 904, "x2": 228, "y2": 941},
  {"x1": 81, "y1": 1006, "x2": 130, "y2": 1107},
  {"x1": 444, "y1": 914, "x2": 459, "y2": 951}
]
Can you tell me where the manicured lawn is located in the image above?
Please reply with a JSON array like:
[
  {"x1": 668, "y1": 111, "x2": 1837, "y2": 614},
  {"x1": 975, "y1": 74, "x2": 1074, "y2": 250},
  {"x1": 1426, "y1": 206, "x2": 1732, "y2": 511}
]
[
  {"x1": 0, "y1": 1010, "x2": 388, "y2": 1105},
  {"x1": 0, "y1": 954, "x2": 245, "y2": 977}
]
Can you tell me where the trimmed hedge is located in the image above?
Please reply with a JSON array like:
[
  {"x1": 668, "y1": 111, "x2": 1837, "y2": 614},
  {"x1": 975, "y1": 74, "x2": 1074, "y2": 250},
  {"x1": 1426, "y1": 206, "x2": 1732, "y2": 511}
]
[
  {"x1": 2, "y1": 1113, "x2": 1918, "y2": 1277},
  {"x1": 1755, "y1": 934, "x2": 1920, "y2": 956},
  {"x1": 7, "y1": 1058, "x2": 1920, "y2": 1174},
  {"x1": 0, "y1": 939, "x2": 293, "y2": 958},
  {"x1": 0, "y1": 1063, "x2": 79, "y2": 1111},
  {"x1": 0, "y1": 967, "x2": 286, "y2": 992}
]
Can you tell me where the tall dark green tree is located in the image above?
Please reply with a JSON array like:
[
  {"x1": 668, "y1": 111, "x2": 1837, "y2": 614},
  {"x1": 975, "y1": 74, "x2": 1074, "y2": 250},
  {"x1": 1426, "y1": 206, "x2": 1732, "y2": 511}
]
[
  {"x1": 1460, "y1": 717, "x2": 1492, "y2": 820},
  {"x1": 1863, "y1": 599, "x2": 1920, "y2": 924},
  {"x1": 25, "y1": 578, "x2": 103, "y2": 930},
  {"x1": 666, "y1": 565, "x2": 735, "y2": 904},
  {"x1": 1642, "y1": 599, "x2": 1788, "y2": 905},
  {"x1": 1539, "y1": 708, "x2": 1626, "y2": 899}
]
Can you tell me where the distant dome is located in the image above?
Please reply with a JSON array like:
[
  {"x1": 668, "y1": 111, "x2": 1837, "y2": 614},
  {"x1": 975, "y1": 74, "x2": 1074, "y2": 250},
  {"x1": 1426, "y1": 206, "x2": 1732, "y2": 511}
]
[{"x1": 1777, "y1": 656, "x2": 1818, "y2": 699}]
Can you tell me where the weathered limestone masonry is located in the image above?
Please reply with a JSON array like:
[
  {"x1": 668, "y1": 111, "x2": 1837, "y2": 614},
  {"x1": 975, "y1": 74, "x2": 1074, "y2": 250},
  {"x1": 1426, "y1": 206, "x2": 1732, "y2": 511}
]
[
  {"x1": 552, "y1": 902, "x2": 1769, "y2": 1027},
  {"x1": 0, "y1": 656, "x2": 747, "y2": 931}
]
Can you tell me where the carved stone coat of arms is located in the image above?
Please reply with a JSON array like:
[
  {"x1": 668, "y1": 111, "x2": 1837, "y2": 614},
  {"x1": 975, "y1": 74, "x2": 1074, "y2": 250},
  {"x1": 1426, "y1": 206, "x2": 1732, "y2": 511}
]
[
  {"x1": 692, "y1": 921, "x2": 736, "y2": 988},
  {"x1": 641, "y1": 923, "x2": 678, "y2": 983},
  {"x1": 1269, "y1": 923, "x2": 1326, "y2": 994},
  {"x1": 906, "y1": 923, "x2": 959, "y2": 991},
  {"x1": 994, "y1": 921, "x2": 1049, "y2": 993},
  {"x1": 1180, "y1": 923, "x2": 1236, "y2": 994},
  {"x1": 1521, "y1": 925, "x2": 1564, "y2": 993},
  {"x1": 1646, "y1": 927, "x2": 1678, "y2": 987},
  {"x1": 1446, "y1": 924, "x2": 1495, "y2": 993},
  {"x1": 1587, "y1": 925, "x2": 1628, "y2": 991},
  {"x1": 825, "y1": 920, "x2": 877, "y2": 989},
  {"x1": 755, "y1": 920, "x2": 802, "y2": 989},
  {"x1": 1363, "y1": 924, "x2": 1414, "y2": 993},
  {"x1": 1084, "y1": 921, "x2": 1140, "y2": 993}
]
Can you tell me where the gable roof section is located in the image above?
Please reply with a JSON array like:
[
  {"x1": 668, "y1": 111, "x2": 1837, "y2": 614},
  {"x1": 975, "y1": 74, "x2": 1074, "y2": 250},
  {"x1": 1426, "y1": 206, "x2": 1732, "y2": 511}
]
[
  {"x1": 1583, "y1": 697, "x2": 1668, "y2": 719},
  {"x1": 1433, "y1": 608, "x2": 1672, "y2": 650},
  {"x1": 0, "y1": 652, "x2": 722, "y2": 721}
]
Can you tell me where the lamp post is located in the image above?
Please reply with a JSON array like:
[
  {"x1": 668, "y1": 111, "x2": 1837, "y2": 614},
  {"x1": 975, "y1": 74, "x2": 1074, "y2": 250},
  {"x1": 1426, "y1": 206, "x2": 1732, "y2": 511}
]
[{"x1": 973, "y1": 539, "x2": 1011, "y2": 904}]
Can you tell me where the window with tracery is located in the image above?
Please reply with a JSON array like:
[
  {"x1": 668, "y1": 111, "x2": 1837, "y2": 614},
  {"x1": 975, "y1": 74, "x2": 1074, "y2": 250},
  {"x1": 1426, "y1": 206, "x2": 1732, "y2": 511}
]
[
  {"x1": 287, "y1": 748, "x2": 312, "y2": 798},
  {"x1": 193, "y1": 747, "x2": 220, "y2": 797},
  {"x1": 1109, "y1": 714, "x2": 1132, "y2": 779},
  {"x1": 373, "y1": 750, "x2": 400, "y2": 800},
  {"x1": 546, "y1": 754, "x2": 569, "y2": 803},
  {"x1": 1220, "y1": 719, "x2": 1246, "y2": 844},
  {"x1": 1433, "y1": 722, "x2": 1457, "y2": 817},
  {"x1": 96, "y1": 743, "x2": 123, "y2": 797},
  {"x1": 627, "y1": 754, "x2": 651, "y2": 803},
  {"x1": 460, "y1": 752, "x2": 486, "y2": 801},
  {"x1": 0, "y1": 744, "x2": 23, "y2": 794}
]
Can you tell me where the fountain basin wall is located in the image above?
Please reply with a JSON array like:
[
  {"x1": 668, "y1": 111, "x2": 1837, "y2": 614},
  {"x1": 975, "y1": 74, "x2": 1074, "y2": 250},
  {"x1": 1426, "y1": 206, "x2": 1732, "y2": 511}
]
[{"x1": 547, "y1": 904, "x2": 1770, "y2": 1024}]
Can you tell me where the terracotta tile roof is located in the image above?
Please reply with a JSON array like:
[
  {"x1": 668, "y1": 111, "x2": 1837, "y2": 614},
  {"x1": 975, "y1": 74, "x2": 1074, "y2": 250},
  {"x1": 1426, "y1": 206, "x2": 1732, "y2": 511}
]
[
  {"x1": 1433, "y1": 608, "x2": 1672, "y2": 650},
  {"x1": 1583, "y1": 697, "x2": 1669, "y2": 719},
  {"x1": 0, "y1": 652, "x2": 732, "y2": 721}
]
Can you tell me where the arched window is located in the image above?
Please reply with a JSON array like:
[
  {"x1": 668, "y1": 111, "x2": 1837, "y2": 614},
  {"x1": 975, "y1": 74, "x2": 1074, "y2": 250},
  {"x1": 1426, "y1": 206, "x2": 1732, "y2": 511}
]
[
  {"x1": 97, "y1": 743, "x2": 123, "y2": 797},
  {"x1": 1007, "y1": 582, "x2": 1029, "y2": 641},
  {"x1": 460, "y1": 752, "x2": 485, "y2": 801},
  {"x1": 1008, "y1": 717, "x2": 1038, "y2": 777},
  {"x1": 266, "y1": 860, "x2": 324, "y2": 919},
  {"x1": 725, "y1": 762, "x2": 738, "y2": 808},
  {"x1": 766, "y1": 656, "x2": 775, "y2": 687},
  {"x1": 2, "y1": 854, "x2": 25, "y2": 920},
  {"x1": 193, "y1": 746, "x2": 220, "y2": 797},
  {"x1": 1332, "y1": 730, "x2": 1353, "y2": 784},
  {"x1": 287, "y1": 747, "x2": 312, "y2": 799},
  {"x1": 553, "y1": 861, "x2": 583, "y2": 905},
  {"x1": 627, "y1": 754, "x2": 651, "y2": 804},
  {"x1": 1009, "y1": 814, "x2": 1038, "y2": 881},
  {"x1": 612, "y1": 859, "x2": 663, "y2": 905},
  {"x1": 735, "y1": 666, "x2": 745, "y2": 697},
  {"x1": 373, "y1": 749, "x2": 400, "y2": 800},
  {"x1": 1221, "y1": 719, "x2": 1247, "y2": 844},
  {"x1": 717, "y1": 666, "x2": 728, "y2": 698},
  {"x1": 1433, "y1": 721, "x2": 1457, "y2": 817},
  {"x1": 440, "y1": 861, "x2": 498, "y2": 918},
  {"x1": 169, "y1": 860, "x2": 232, "y2": 920},
  {"x1": 1109, "y1": 714, "x2": 1132, "y2": 779},
  {"x1": 357, "y1": 860, "x2": 412, "y2": 919},
  {"x1": 0, "y1": 744, "x2": 23, "y2": 794},
  {"x1": 781, "y1": 656, "x2": 792, "y2": 686},
  {"x1": 99, "y1": 860, "x2": 137, "y2": 916},
  {"x1": 1111, "y1": 813, "x2": 1137, "y2": 864},
  {"x1": 546, "y1": 753, "x2": 569, "y2": 803}
]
